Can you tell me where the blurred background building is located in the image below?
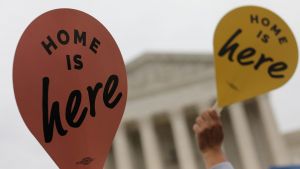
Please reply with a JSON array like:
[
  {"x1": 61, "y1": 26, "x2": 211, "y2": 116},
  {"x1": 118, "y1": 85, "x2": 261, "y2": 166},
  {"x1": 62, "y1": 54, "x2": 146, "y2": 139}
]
[
  {"x1": 284, "y1": 131, "x2": 300, "y2": 163},
  {"x1": 103, "y1": 53, "x2": 299, "y2": 169}
]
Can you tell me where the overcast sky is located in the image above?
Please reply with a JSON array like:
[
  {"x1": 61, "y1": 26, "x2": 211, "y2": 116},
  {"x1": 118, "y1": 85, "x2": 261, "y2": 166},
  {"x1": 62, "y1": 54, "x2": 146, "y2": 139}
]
[{"x1": 1, "y1": 1, "x2": 300, "y2": 168}]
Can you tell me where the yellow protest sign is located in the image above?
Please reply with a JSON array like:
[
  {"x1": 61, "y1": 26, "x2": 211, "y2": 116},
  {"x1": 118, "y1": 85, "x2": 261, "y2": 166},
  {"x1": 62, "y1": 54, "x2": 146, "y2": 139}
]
[{"x1": 214, "y1": 6, "x2": 298, "y2": 107}]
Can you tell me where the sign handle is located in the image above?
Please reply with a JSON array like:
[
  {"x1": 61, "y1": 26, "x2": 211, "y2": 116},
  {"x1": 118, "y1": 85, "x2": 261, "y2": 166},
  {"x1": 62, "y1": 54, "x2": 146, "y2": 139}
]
[{"x1": 212, "y1": 101, "x2": 223, "y2": 116}]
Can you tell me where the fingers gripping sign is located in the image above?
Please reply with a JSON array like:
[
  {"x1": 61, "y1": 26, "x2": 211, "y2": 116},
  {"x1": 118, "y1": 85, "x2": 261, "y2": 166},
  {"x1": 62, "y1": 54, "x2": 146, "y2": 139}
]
[
  {"x1": 193, "y1": 109, "x2": 226, "y2": 169},
  {"x1": 193, "y1": 110, "x2": 224, "y2": 153}
]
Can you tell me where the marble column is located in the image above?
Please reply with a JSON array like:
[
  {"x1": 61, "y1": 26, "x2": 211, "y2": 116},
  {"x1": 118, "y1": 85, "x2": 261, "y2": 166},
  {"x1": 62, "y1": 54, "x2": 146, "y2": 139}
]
[
  {"x1": 104, "y1": 152, "x2": 114, "y2": 169},
  {"x1": 196, "y1": 103, "x2": 211, "y2": 114},
  {"x1": 256, "y1": 95, "x2": 290, "y2": 165},
  {"x1": 113, "y1": 124, "x2": 134, "y2": 169},
  {"x1": 229, "y1": 103, "x2": 261, "y2": 169},
  {"x1": 170, "y1": 108, "x2": 198, "y2": 169},
  {"x1": 139, "y1": 116, "x2": 164, "y2": 169}
]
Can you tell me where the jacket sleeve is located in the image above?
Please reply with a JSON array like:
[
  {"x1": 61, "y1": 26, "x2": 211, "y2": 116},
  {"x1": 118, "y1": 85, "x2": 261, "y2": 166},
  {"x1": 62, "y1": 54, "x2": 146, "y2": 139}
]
[{"x1": 211, "y1": 162, "x2": 234, "y2": 169}]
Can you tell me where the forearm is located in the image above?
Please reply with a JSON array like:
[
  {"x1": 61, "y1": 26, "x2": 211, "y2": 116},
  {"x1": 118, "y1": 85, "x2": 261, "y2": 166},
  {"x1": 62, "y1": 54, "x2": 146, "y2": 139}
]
[{"x1": 202, "y1": 148, "x2": 226, "y2": 169}]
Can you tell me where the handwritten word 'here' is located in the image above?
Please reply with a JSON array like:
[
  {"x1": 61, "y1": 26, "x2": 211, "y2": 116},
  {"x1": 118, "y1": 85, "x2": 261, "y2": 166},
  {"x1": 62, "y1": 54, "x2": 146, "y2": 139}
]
[
  {"x1": 218, "y1": 29, "x2": 288, "y2": 79},
  {"x1": 42, "y1": 75, "x2": 122, "y2": 143},
  {"x1": 39, "y1": 29, "x2": 123, "y2": 143}
]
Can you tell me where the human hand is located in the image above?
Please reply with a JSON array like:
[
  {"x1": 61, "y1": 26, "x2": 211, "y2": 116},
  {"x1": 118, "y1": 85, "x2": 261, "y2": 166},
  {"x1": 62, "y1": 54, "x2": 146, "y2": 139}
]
[{"x1": 193, "y1": 109, "x2": 226, "y2": 169}]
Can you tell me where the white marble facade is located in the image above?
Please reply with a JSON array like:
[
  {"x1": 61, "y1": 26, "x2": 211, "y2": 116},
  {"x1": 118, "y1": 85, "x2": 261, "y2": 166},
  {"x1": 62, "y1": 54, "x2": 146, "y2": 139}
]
[
  {"x1": 104, "y1": 53, "x2": 290, "y2": 169},
  {"x1": 284, "y1": 131, "x2": 300, "y2": 164}
]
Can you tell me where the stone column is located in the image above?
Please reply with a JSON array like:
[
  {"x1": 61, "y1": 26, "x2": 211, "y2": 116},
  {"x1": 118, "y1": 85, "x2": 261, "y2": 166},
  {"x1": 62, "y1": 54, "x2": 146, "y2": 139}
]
[
  {"x1": 113, "y1": 124, "x2": 134, "y2": 169},
  {"x1": 196, "y1": 102, "x2": 211, "y2": 114},
  {"x1": 139, "y1": 116, "x2": 164, "y2": 169},
  {"x1": 229, "y1": 103, "x2": 261, "y2": 169},
  {"x1": 170, "y1": 108, "x2": 198, "y2": 169},
  {"x1": 256, "y1": 95, "x2": 290, "y2": 165},
  {"x1": 104, "y1": 152, "x2": 114, "y2": 169}
]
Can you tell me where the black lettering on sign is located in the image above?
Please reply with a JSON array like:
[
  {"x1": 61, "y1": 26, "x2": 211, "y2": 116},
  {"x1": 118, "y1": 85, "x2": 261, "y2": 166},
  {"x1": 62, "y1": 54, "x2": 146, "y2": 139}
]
[
  {"x1": 41, "y1": 36, "x2": 58, "y2": 55},
  {"x1": 268, "y1": 62, "x2": 288, "y2": 78},
  {"x1": 257, "y1": 30, "x2": 270, "y2": 43},
  {"x1": 42, "y1": 77, "x2": 68, "y2": 143},
  {"x1": 74, "y1": 29, "x2": 87, "y2": 46},
  {"x1": 42, "y1": 74, "x2": 123, "y2": 143},
  {"x1": 40, "y1": 29, "x2": 122, "y2": 143},
  {"x1": 87, "y1": 83, "x2": 103, "y2": 117},
  {"x1": 271, "y1": 24, "x2": 281, "y2": 36},
  {"x1": 65, "y1": 90, "x2": 88, "y2": 128},
  {"x1": 103, "y1": 75, "x2": 123, "y2": 108},
  {"x1": 254, "y1": 54, "x2": 273, "y2": 70},
  {"x1": 237, "y1": 48, "x2": 255, "y2": 65},
  {"x1": 41, "y1": 29, "x2": 101, "y2": 56},
  {"x1": 249, "y1": 14, "x2": 288, "y2": 45},
  {"x1": 57, "y1": 30, "x2": 70, "y2": 45},
  {"x1": 90, "y1": 38, "x2": 101, "y2": 54},
  {"x1": 218, "y1": 29, "x2": 288, "y2": 78},
  {"x1": 66, "y1": 54, "x2": 84, "y2": 70},
  {"x1": 218, "y1": 29, "x2": 242, "y2": 62}
]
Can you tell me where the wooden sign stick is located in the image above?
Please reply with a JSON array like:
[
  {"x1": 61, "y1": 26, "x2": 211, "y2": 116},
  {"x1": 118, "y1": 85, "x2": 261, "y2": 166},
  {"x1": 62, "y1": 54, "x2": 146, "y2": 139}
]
[{"x1": 212, "y1": 101, "x2": 223, "y2": 116}]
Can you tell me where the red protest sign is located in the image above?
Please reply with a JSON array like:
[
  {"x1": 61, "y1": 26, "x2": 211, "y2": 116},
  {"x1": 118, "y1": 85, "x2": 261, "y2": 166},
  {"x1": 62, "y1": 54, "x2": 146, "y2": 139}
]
[{"x1": 13, "y1": 8, "x2": 127, "y2": 169}]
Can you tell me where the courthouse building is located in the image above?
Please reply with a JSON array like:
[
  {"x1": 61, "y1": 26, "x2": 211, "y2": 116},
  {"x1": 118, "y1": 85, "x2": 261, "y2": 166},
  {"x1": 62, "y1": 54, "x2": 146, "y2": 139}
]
[
  {"x1": 104, "y1": 53, "x2": 294, "y2": 169},
  {"x1": 284, "y1": 130, "x2": 300, "y2": 164}
]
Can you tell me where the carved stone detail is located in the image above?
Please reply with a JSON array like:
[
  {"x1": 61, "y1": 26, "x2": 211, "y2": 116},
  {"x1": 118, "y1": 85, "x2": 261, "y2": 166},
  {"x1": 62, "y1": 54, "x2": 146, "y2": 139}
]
[{"x1": 126, "y1": 53, "x2": 214, "y2": 99}]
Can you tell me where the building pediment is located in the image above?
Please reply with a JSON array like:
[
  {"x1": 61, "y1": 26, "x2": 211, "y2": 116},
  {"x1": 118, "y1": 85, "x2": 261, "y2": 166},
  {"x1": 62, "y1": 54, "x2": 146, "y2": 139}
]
[{"x1": 126, "y1": 53, "x2": 214, "y2": 100}]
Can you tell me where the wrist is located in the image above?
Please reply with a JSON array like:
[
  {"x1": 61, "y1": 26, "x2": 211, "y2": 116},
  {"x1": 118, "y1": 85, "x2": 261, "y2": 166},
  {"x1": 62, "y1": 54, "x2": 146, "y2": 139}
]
[{"x1": 201, "y1": 147, "x2": 226, "y2": 169}]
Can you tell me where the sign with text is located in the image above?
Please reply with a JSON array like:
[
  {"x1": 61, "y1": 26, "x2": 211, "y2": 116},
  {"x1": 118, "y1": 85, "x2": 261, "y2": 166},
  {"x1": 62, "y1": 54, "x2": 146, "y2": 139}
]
[
  {"x1": 13, "y1": 9, "x2": 127, "y2": 169},
  {"x1": 214, "y1": 6, "x2": 298, "y2": 107}
]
